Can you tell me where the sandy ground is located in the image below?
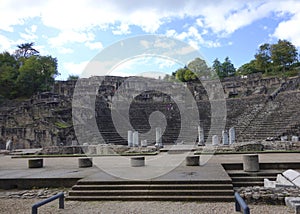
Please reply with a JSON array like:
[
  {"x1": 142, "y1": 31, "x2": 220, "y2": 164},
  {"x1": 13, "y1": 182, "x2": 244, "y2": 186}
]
[{"x1": 0, "y1": 199, "x2": 295, "y2": 214}]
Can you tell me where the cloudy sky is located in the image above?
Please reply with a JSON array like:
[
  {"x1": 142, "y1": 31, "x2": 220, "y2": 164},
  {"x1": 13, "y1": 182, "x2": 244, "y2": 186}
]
[{"x1": 1, "y1": 0, "x2": 300, "y2": 80}]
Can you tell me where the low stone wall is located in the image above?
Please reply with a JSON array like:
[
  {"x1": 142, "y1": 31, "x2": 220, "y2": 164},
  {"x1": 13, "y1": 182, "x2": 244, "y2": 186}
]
[
  {"x1": 38, "y1": 144, "x2": 158, "y2": 155},
  {"x1": 236, "y1": 186, "x2": 300, "y2": 205},
  {"x1": 39, "y1": 146, "x2": 84, "y2": 155}
]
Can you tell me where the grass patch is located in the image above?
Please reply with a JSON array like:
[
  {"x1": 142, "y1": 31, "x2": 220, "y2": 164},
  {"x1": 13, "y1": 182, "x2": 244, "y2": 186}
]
[
  {"x1": 195, "y1": 150, "x2": 300, "y2": 155},
  {"x1": 54, "y1": 121, "x2": 72, "y2": 129}
]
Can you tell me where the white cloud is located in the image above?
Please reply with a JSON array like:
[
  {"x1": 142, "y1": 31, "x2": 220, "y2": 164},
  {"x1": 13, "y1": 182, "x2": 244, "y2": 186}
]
[
  {"x1": 112, "y1": 23, "x2": 131, "y2": 35},
  {"x1": 85, "y1": 41, "x2": 103, "y2": 50},
  {"x1": 19, "y1": 25, "x2": 39, "y2": 41},
  {"x1": 2, "y1": 0, "x2": 300, "y2": 40},
  {"x1": 48, "y1": 30, "x2": 95, "y2": 47},
  {"x1": 63, "y1": 61, "x2": 89, "y2": 76},
  {"x1": 31, "y1": 25, "x2": 37, "y2": 33},
  {"x1": 58, "y1": 47, "x2": 74, "y2": 54},
  {"x1": 0, "y1": 34, "x2": 14, "y2": 51},
  {"x1": 273, "y1": 13, "x2": 300, "y2": 47},
  {"x1": 166, "y1": 27, "x2": 220, "y2": 49}
]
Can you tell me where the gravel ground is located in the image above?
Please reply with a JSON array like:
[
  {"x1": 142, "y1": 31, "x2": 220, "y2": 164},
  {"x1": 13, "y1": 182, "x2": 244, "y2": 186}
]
[{"x1": 0, "y1": 199, "x2": 295, "y2": 214}]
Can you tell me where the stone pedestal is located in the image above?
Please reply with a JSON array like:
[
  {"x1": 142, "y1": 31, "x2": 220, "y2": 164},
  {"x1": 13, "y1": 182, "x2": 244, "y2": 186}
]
[
  {"x1": 78, "y1": 157, "x2": 93, "y2": 168},
  {"x1": 155, "y1": 127, "x2": 162, "y2": 147},
  {"x1": 198, "y1": 126, "x2": 204, "y2": 145},
  {"x1": 133, "y1": 131, "x2": 139, "y2": 147},
  {"x1": 185, "y1": 156, "x2": 200, "y2": 166},
  {"x1": 243, "y1": 154, "x2": 259, "y2": 172},
  {"x1": 222, "y1": 130, "x2": 229, "y2": 145},
  {"x1": 28, "y1": 158, "x2": 43, "y2": 168},
  {"x1": 212, "y1": 135, "x2": 219, "y2": 146},
  {"x1": 292, "y1": 136, "x2": 299, "y2": 142},
  {"x1": 141, "y1": 140, "x2": 147, "y2": 147},
  {"x1": 131, "y1": 156, "x2": 145, "y2": 167},
  {"x1": 229, "y1": 127, "x2": 235, "y2": 144},
  {"x1": 128, "y1": 130, "x2": 133, "y2": 147}
]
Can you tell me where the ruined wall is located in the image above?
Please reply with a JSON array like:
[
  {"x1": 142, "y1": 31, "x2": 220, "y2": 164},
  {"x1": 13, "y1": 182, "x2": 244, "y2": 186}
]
[
  {"x1": 0, "y1": 92, "x2": 75, "y2": 149},
  {"x1": 1, "y1": 75, "x2": 300, "y2": 149}
]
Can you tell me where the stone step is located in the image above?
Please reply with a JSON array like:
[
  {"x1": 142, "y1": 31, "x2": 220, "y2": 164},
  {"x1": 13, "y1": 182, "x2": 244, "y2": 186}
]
[
  {"x1": 66, "y1": 195, "x2": 235, "y2": 202},
  {"x1": 68, "y1": 189, "x2": 234, "y2": 197},
  {"x1": 77, "y1": 180, "x2": 233, "y2": 185},
  {"x1": 227, "y1": 170, "x2": 281, "y2": 177},
  {"x1": 72, "y1": 183, "x2": 233, "y2": 190},
  {"x1": 232, "y1": 181, "x2": 264, "y2": 187},
  {"x1": 231, "y1": 176, "x2": 276, "y2": 182}
]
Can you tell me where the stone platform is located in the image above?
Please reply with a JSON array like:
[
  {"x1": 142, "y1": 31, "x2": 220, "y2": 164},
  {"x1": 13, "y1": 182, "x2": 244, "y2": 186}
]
[{"x1": 1, "y1": 152, "x2": 300, "y2": 201}]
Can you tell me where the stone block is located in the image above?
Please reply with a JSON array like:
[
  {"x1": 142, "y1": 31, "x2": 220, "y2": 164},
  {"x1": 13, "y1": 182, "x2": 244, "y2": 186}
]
[
  {"x1": 276, "y1": 174, "x2": 294, "y2": 187},
  {"x1": 141, "y1": 140, "x2": 147, "y2": 147},
  {"x1": 28, "y1": 158, "x2": 43, "y2": 168},
  {"x1": 243, "y1": 154, "x2": 259, "y2": 172},
  {"x1": 212, "y1": 135, "x2": 218, "y2": 146},
  {"x1": 264, "y1": 178, "x2": 276, "y2": 188},
  {"x1": 131, "y1": 156, "x2": 145, "y2": 167},
  {"x1": 185, "y1": 156, "x2": 200, "y2": 166},
  {"x1": 293, "y1": 177, "x2": 300, "y2": 188},
  {"x1": 78, "y1": 157, "x2": 93, "y2": 168},
  {"x1": 292, "y1": 136, "x2": 299, "y2": 142},
  {"x1": 285, "y1": 197, "x2": 300, "y2": 214},
  {"x1": 283, "y1": 169, "x2": 300, "y2": 181}
]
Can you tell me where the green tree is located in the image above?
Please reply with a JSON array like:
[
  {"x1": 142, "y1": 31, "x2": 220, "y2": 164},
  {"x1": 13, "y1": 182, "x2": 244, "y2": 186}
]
[
  {"x1": 187, "y1": 57, "x2": 210, "y2": 79},
  {"x1": 15, "y1": 42, "x2": 39, "y2": 58},
  {"x1": 222, "y1": 57, "x2": 236, "y2": 77},
  {"x1": 67, "y1": 74, "x2": 79, "y2": 80},
  {"x1": 16, "y1": 55, "x2": 58, "y2": 97},
  {"x1": 270, "y1": 39, "x2": 298, "y2": 72},
  {"x1": 236, "y1": 60, "x2": 259, "y2": 75},
  {"x1": 0, "y1": 52, "x2": 19, "y2": 98},
  {"x1": 213, "y1": 58, "x2": 224, "y2": 78},
  {"x1": 254, "y1": 43, "x2": 271, "y2": 73}
]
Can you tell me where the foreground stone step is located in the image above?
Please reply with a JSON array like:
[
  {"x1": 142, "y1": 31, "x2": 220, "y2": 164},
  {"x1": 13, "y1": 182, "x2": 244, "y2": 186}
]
[
  {"x1": 68, "y1": 189, "x2": 234, "y2": 197},
  {"x1": 231, "y1": 176, "x2": 277, "y2": 182},
  {"x1": 72, "y1": 184, "x2": 234, "y2": 191},
  {"x1": 66, "y1": 195, "x2": 235, "y2": 202},
  {"x1": 233, "y1": 181, "x2": 264, "y2": 187},
  {"x1": 76, "y1": 180, "x2": 233, "y2": 185}
]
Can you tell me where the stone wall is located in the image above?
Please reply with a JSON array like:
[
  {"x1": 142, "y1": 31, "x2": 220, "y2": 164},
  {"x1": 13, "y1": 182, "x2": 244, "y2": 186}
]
[{"x1": 1, "y1": 75, "x2": 300, "y2": 148}]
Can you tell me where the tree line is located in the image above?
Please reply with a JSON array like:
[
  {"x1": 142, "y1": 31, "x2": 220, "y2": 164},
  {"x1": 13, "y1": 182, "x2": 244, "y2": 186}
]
[
  {"x1": 168, "y1": 39, "x2": 299, "y2": 82},
  {"x1": 0, "y1": 43, "x2": 58, "y2": 99}
]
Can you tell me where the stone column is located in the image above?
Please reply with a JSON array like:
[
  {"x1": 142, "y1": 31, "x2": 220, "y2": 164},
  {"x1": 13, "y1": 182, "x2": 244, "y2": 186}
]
[
  {"x1": 198, "y1": 126, "x2": 205, "y2": 145},
  {"x1": 133, "y1": 131, "x2": 139, "y2": 147},
  {"x1": 229, "y1": 127, "x2": 235, "y2": 144},
  {"x1": 155, "y1": 127, "x2": 162, "y2": 147},
  {"x1": 128, "y1": 130, "x2": 133, "y2": 147},
  {"x1": 131, "y1": 156, "x2": 145, "y2": 167},
  {"x1": 212, "y1": 135, "x2": 219, "y2": 146},
  {"x1": 243, "y1": 154, "x2": 259, "y2": 172},
  {"x1": 185, "y1": 156, "x2": 200, "y2": 166},
  {"x1": 292, "y1": 136, "x2": 299, "y2": 142},
  {"x1": 222, "y1": 130, "x2": 229, "y2": 145},
  {"x1": 141, "y1": 139, "x2": 147, "y2": 147}
]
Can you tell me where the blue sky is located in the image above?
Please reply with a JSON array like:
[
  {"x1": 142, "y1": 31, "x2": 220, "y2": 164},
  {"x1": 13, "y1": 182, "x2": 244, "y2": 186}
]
[{"x1": 0, "y1": 0, "x2": 300, "y2": 80}]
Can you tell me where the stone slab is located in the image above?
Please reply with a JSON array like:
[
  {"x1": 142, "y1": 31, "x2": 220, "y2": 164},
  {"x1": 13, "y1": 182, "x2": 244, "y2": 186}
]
[
  {"x1": 276, "y1": 174, "x2": 294, "y2": 187},
  {"x1": 285, "y1": 197, "x2": 300, "y2": 214},
  {"x1": 283, "y1": 169, "x2": 300, "y2": 181},
  {"x1": 293, "y1": 177, "x2": 300, "y2": 188},
  {"x1": 264, "y1": 178, "x2": 276, "y2": 188}
]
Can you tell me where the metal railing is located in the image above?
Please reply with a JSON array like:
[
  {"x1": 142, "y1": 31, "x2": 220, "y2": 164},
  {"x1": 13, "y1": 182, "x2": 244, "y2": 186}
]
[
  {"x1": 32, "y1": 192, "x2": 64, "y2": 214},
  {"x1": 235, "y1": 192, "x2": 250, "y2": 214}
]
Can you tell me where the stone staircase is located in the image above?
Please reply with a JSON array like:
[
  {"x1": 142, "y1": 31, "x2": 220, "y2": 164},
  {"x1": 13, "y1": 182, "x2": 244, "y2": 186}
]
[
  {"x1": 227, "y1": 170, "x2": 279, "y2": 188},
  {"x1": 228, "y1": 91, "x2": 300, "y2": 142},
  {"x1": 92, "y1": 89, "x2": 300, "y2": 145},
  {"x1": 67, "y1": 180, "x2": 234, "y2": 202}
]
